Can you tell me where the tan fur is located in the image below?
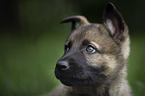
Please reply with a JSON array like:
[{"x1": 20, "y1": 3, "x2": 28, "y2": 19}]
[{"x1": 121, "y1": 37, "x2": 130, "y2": 60}]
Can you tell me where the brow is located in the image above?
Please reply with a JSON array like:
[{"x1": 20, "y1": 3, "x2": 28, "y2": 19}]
[
  {"x1": 82, "y1": 39, "x2": 90, "y2": 46},
  {"x1": 90, "y1": 41, "x2": 101, "y2": 50}
]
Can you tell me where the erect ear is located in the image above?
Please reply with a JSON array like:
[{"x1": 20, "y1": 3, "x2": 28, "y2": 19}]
[
  {"x1": 60, "y1": 16, "x2": 89, "y2": 31},
  {"x1": 103, "y1": 2, "x2": 128, "y2": 42}
]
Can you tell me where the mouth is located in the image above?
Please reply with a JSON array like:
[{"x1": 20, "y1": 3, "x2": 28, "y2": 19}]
[
  {"x1": 59, "y1": 78, "x2": 79, "y2": 86},
  {"x1": 55, "y1": 69, "x2": 76, "y2": 86},
  {"x1": 55, "y1": 69, "x2": 89, "y2": 86},
  {"x1": 55, "y1": 68, "x2": 105, "y2": 86},
  {"x1": 57, "y1": 75, "x2": 92, "y2": 86}
]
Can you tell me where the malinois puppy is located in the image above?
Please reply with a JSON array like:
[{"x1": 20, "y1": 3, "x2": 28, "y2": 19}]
[{"x1": 48, "y1": 2, "x2": 131, "y2": 96}]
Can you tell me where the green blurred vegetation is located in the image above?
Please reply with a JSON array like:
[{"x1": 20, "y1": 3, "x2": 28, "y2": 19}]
[{"x1": 0, "y1": 0, "x2": 145, "y2": 96}]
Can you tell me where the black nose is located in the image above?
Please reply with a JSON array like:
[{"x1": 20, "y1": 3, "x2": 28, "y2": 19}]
[{"x1": 56, "y1": 61, "x2": 69, "y2": 71}]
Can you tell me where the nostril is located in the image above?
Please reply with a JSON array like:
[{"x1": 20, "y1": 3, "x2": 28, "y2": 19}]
[{"x1": 56, "y1": 61, "x2": 69, "y2": 71}]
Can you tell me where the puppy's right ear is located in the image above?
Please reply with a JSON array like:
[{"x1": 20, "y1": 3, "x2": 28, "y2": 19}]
[{"x1": 60, "y1": 16, "x2": 89, "y2": 31}]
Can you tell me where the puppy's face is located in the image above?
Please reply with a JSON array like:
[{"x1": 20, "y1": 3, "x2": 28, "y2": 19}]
[{"x1": 55, "y1": 3, "x2": 129, "y2": 86}]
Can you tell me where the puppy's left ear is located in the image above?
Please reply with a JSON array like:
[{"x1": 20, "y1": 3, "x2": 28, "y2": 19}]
[
  {"x1": 60, "y1": 16, "x2": 89, "y2": 31},
  {"x1": 103, "y1": 2, "x2": 128, "y2": 42}
]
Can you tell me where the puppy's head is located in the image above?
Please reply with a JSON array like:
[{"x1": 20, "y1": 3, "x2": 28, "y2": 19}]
[{"x1": 55, "y1": 3, "x2": 130, "y2": 86}]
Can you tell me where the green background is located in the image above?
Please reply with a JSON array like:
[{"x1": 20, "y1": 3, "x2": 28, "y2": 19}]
[{"x1": 0, "y1": 0, "x2": 145, "y2": 96}]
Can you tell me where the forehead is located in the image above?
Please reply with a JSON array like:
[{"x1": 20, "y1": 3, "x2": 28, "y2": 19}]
[{"x1": 67, "y1": 24, "x2": 111, "y2": 45}]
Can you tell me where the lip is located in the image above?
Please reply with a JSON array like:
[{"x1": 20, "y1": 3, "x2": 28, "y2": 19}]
[
  {"x1": 55, "y1": 72, "x2": 93, "y2": 86},
  {"x1": 59, "y1": 78, "x2": 76, "y2": 86},
  {"x1": 59, "y1": 77, "x2": 87, "y2": 86},
  {"x1": 55, "y1": 69, "x2": 84, "y2": 86}
]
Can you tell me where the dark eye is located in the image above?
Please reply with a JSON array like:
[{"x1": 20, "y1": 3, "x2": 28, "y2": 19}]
[
  {"x1": 65, "y1": 45, "x2": 70, "y2": 52},
  {"x1": 65, "y1": 41, "x2": 72, "y2": 52},
  {"x1": 86, "y1": 45, "x2": 96, "y2": 54}
]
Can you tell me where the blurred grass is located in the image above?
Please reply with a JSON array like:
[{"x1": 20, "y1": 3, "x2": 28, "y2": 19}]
[{"x1": 0, "y1": 32, "x2": 68, "y2": 96}]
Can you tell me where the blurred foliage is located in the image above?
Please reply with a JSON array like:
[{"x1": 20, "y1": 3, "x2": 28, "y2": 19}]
[{"x1": 0, "y1": 0, "x2": 145, "y2": 96}]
